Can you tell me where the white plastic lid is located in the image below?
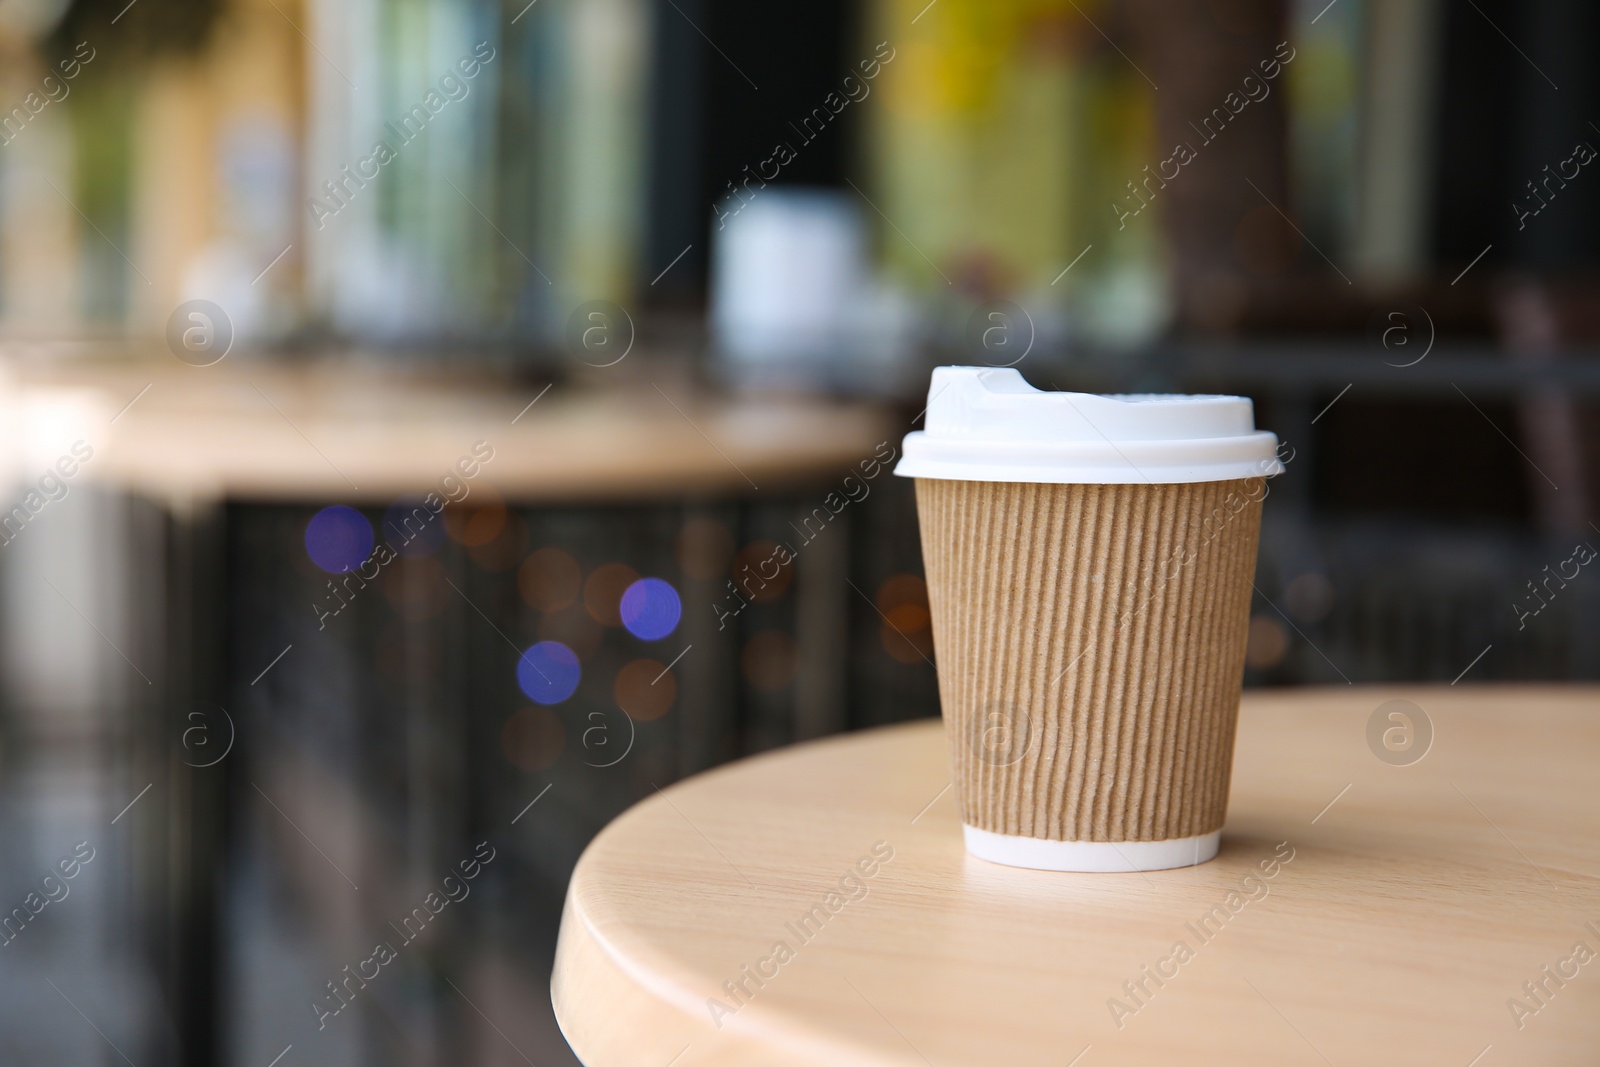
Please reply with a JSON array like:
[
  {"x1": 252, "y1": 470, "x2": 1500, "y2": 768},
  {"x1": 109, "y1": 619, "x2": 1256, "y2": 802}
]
[{"x1": 894, "y1": 367, "x2": 1283, "y2": 485}]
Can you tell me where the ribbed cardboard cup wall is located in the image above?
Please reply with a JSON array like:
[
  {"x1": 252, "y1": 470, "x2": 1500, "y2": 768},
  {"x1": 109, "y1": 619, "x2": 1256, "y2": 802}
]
[{"x1": 915, "y1": 476, "x2": 1265, "y2": 844}]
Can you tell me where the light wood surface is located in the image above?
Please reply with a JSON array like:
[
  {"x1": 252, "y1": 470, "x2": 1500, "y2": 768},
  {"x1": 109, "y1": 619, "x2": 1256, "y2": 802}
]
[
  {"x1": 4, "y1": 360, "x2": 896, "y2": 503},
  {"x1": 553, "y1": 686, "x2": 1600, "y2": 1066}
]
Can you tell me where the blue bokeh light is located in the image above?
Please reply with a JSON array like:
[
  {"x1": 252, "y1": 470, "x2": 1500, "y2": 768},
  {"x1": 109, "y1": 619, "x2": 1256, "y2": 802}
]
[
  {"x1": 305, "y1": 506, "x2": 374, "y2": 574},
  {"x1": 381, "y1": 496, "x2": 447, "y2": 558},
  {"x1": 517, "y1": 641, "x2": 581, "y2": 704},
  {"x1": 620, "y1": 578, "x2": 682, "y2": 641}
]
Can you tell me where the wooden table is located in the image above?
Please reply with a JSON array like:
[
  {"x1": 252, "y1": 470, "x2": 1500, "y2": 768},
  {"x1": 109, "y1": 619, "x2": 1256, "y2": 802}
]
[
  {"x1": 8, "y1": 359, "x2": 895, "y2": 503},
  {"x1": 1, "y1": 355, "x2": 896, "y2": 1066},
  {"x1": 553, "y1": 686, "x2": 1600, "y2": 1066}
]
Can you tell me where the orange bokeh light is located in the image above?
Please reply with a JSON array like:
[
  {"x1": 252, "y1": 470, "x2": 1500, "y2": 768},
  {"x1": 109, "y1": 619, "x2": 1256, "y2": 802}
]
[
  {"x1": 468, "y1": 512, "x2": 528, "y2": 572},
  {"x1": 585, "y1": 562, "x2": 640, "y2": 626},
  {"x1": 730, "y1": 540, "x2": 792, "y2": 603},
  {"x1": 614, "y1": 658, "x2": 677, "y2": 721},
  {"x1": 444, "y1": 480, "x2": 508, "y2": 547},
  {"x1": 876, "y1": 573, "x2": 933, "y2": 663}
]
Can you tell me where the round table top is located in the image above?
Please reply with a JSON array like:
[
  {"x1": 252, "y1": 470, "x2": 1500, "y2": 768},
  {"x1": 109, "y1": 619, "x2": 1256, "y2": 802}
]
[
  {"x1": 553, "y1": 685, "x2": 1600, "y2": 1066},
  {"x1": 7, "y1": 360, "x2": 896, "y2": 503}
]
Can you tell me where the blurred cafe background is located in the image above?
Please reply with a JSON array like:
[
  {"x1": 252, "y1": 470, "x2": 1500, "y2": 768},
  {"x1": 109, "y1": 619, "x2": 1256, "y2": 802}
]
[{"x1": 0, "y1": 0, "x2": 1597, "y2": 1062}]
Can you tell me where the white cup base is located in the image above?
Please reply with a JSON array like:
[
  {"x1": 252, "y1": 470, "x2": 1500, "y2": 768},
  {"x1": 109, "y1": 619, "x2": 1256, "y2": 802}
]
[{"x1": 963, "y1": 825, "x2": 1222, "y2": 872}]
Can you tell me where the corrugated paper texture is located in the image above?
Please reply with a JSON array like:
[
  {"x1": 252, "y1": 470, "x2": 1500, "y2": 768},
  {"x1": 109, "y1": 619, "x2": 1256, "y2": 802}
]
[{"x1": 915, "y1": 477, "x2": 1264, "y2": 843}]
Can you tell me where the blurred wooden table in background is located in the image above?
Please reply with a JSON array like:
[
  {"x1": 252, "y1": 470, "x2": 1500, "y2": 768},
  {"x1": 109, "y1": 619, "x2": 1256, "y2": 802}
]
[
  {"x1": 4, "y1": 359, "x2": 898, "y2": 502},
  {"x1": 0, "y1": 354, "x2": 901, "y2": 1067}
]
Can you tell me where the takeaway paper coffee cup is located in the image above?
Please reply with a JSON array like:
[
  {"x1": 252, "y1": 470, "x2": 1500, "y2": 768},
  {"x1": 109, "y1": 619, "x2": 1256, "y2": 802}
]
[{"x1": 895, "y1": 367, "x2": 1283, "y2": 872}]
